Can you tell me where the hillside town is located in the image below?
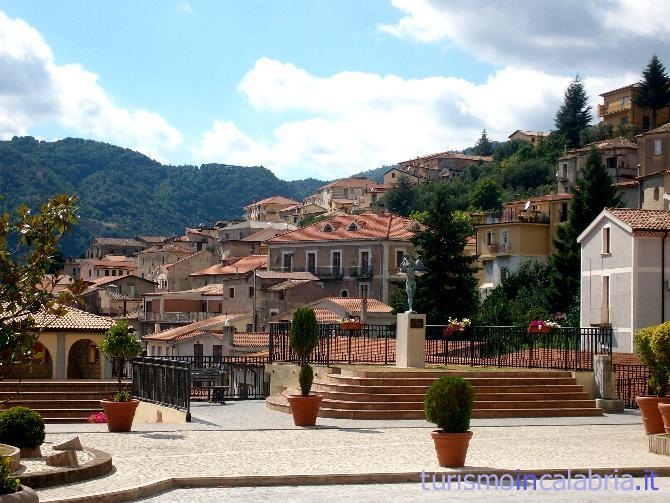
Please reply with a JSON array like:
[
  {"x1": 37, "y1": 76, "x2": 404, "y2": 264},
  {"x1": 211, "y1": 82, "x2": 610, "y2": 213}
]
[{"x1": 5, "y1": 4, "x2": 670, "y2": 501}]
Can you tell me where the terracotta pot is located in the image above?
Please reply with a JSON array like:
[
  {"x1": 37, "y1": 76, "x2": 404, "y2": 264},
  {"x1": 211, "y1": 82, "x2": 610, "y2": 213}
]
[
  {"x1": 287, "y1": 394, "x2": 322, "y2": 426},
  {"x1": 0, "y1": 486, "x2": 39, "y2": 503},
  {"x1": 431, "y1": 430, "x2": 473, "y2": 467},
  {"x1": 636, "y1": 396, "x2": 670, "y2": 435},
  {"x1": 659, "y1": 403, "x2": 670, "y2": 434},
  {"x1": 100, "y1": 399, "x2": 139, "y2": 432},
  {"x1": 341, "y1": 322, "x2": 363, "y2": 331},
  {"x1": 528, "y1": 326, "x2": 552, "y2": 334}
]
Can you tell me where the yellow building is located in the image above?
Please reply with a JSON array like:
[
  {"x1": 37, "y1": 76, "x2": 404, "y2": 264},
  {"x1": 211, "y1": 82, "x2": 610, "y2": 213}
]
[
  {"x1": 475, "y1": 194, "x2": 572, "y2": 294},
  {"x1": 598, "y1": 84, "x2": 670, "y2": 131}
]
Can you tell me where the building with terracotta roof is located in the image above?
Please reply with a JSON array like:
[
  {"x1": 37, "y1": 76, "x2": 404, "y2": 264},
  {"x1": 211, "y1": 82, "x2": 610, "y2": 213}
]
[
  {"x1": 385, "y1": 151, "x2": 492, "y2": 187},
  {"x1": 138, "y1": 243, "x2": 194, "y2": 282},
  {"x1": 63, "y1": 255, "x2": 138, "y2": 281},
  {"x1": 508, "y1": 130, "x2": 550, "y2": 144},
  {"x1": 85, "y1": 237, "x2": 146, "y2": 259},
  {"x1": 244, "y1": 196, "x2": 300, "y2": 223},
  {"x1": 577, "y1": 208, "x2": 670, "y2": 352},
  {"x1": 557, "y1": 137, "x2": 638, "y2": 194},
  {"x1": 165, "y1": 249, "x2": 219, "y2": 292},
  {"x1": 636, "y1": 122, "x2": 670, "y2": 179},
  {"x1": 475, "y1": 194, "x2": 573, "y2": 294},
  {"x1": 277, "y1": 202, "x2": 328, "y2": 225},
  {"x1": 269, "y1": 296, "x2": 395, "y2": 325},
  {"x1": 304, "y1": 177, "x2": 382, "y2": 214},
  {"x1": 83, "y1": 274, "x2": 156, "y2": 317},
  {"x1": 597, "y1": 84, "x2": 670, "y2": 132},
  {"x1": 266, "y1": 211, "x2": 419, "y2": 304}
]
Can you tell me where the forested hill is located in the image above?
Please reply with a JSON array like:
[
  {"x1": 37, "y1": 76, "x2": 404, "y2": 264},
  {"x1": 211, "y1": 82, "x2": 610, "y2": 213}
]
[{"x1": 0, "y1": 136, "x2": 325, "y2": 256}]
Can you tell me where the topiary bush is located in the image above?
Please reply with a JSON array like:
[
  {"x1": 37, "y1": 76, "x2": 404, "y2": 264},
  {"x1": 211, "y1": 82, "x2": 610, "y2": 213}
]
[
  {"x1": 424, "y1": 376, "x2": 475, "y2": 433},
  {"x1": 289, "y1": 307, "x2": 319, "y2": 396},
  {"x1": 0, "y1": 407, "x2": 45, "y2": 448},
  {"x1": 99, "y1": 319, "x2": 143, "y2": 400},
  {"x1": 635, "y1": 325, "x2": 669, "y2": 396}
]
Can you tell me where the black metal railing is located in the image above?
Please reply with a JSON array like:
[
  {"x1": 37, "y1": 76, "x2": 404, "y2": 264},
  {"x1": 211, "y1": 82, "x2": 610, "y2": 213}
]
[
  {"x1": 613, "y1": 363, "x2": 649, "y2": 409},
  {"x1": 151, "y1": 355, "x2": 270, "y2": 400},
  {"x1": 132, "y1": 357, "x2": 191, "y2": 420},
  {"x1": 349, "y1": 265, "x2": 373, "y2": 277},
  {"x1": 270, "y1": 323, "x2": 612, "y2": 371}
]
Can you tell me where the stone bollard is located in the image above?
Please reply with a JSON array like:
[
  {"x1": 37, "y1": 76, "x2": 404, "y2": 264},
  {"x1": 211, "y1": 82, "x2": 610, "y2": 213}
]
[{"x1": 594, "y1": 354, "x2": 624, "y2": 413}]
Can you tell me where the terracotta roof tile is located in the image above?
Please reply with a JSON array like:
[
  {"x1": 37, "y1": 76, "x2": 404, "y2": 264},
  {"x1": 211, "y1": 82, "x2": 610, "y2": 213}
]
[
  {"x1": 267, "y1": 212, "x2": 419, "y2": 243},
  {"x1": 32, "y1": 306, "x2": 114, "y2": 332},
  {"x1": 139, "y1": 243, "x2": 194, "y2": 254},
  {"x1": 233, "y1": 332, "x2": 269, "y2": 347},
  {"x1": 325, "y1": 297, "x2": 393, "y2": 313},
  {"x1": 244, "y1": 196, "x2": 299, "y2": 209},
  {"x1": 639, "y1": 122, "x2": 670, "y2": 136},
  {"x1": 143, "y1": 313, "x2": 249, "y2": 341},
  {"x1": 254, "y1": 271, "x2": 319, "y2": 281},
  {"x1": 264, "y1": 279, "x2": 311, "y2": 291},
  {"x1": 608, "y1": 208, "x2": 670, "y2": 231},
  {"x1": 190, "y1": 255, "x2": 267, "y2": 276},
  {"x1": 92, "y1": 237, "x2": 144, "y2": 247},
  {"x1": 318, "y1": 177, "x2": 381, "y2": 190}
]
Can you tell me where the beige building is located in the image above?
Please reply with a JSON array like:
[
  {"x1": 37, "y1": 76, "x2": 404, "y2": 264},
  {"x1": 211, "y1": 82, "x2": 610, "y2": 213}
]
[
  {"x1": 138, "y1": 243, "x2": 194, "y2": 281},
  {"x1": 637, "y1": 122, "x2": 670, "y2": 177},
  {"x1": 85, "y1": 237, "x2": 146, "y2": 259},
  {"x1": 305, "y1": 178, "x2": 382, "y2": 213},
  {"x1": 385, "y1": 151, "x2": 492, "y2": 187},
  {"x1": 278, "y1": 203, "x2": 328, "y2": 225},
  {"x1": 244, "y1": 196, "x2": 300, "y2": 223},
  {"x1": 598, "y1": 84, "x2": 670, "y2": 131},
  {"x1": 83, "y1": 275, "x2": 156, "y2": 317},
  {"x1": 165, "y1": 250, "x2": 218, "y2": 292},
  {"x1": 266, "y1": 211, "x2": 419, "y2": 304},
  {"x1": 578, "y1": 208, "x2": 670, "y2": 352},
  {"x1": 508, "y1": 130, "x2": 550, "y2": 144},
  {"x1": 475, "y1": 194, "x2": 572, "y2": 293},
  {"x1": 64, "y1": 256, "x2": 138, "y2": 281},
  {"x1": 557, "y1": 137, "x2": 638, "y2": 194}
]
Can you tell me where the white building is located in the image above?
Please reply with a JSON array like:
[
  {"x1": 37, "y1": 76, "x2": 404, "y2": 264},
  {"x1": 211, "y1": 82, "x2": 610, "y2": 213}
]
[{"x1": 577, "y1": 208, "x2": 670, "y2": 352}]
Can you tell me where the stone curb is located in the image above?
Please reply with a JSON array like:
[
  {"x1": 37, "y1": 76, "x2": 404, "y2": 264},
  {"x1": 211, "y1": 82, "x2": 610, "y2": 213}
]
[
  {"x1": 20, "y1": 447, "x2": 112, "y2": 489},
  {"x1": 40, "y1": 466, "x2": 670, "y2": 503}
]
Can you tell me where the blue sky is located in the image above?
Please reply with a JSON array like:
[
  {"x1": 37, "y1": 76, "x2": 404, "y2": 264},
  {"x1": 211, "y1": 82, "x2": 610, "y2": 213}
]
[{"x1": 0, "y1": 1, "x2": 668, "y2": 179}]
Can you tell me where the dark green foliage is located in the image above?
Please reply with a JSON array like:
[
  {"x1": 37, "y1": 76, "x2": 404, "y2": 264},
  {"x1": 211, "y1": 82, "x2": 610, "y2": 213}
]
[
  {"x1": 0, "y1": 457, "x2": 20, "y2": 494},
  {"x1": 99, "y1": 320, "x2": 142, "y2": 397},
  {"x1": 634, "y1": 55, "x2": 670, "y2": 130},
  {"x1": 502, "y1": 158, "x2": 553, "y2": 190},
  {"x1": 555, "y1": 77, "x2": 592, "y2": 148},
  {"x1": 383, "y1": 175, "x2": 417, "y2": 216},
  {"x1": 412, "y1": 187, "x2": 479, "y2": 323},
  {"x1": 477, "y1": 261, "x2": 552, "y2": 327},
  {"x1": 472, "y1": 130, "x2": 494, "y2": 156},
  {"x1": 298, "y1": 364, "x2": 314, "y2": 397},
  {"x1": 469, "y1": 178, "x2": 502, "y2": 212},
  {"x1": 0, "y1": 406, "x2": 45, "y2": 448},
  {"x1": 634, "y1": 326, "x2": 669, "y2": 396},
  {"x1": 548, "y1": 148, "x2": 621, "y2": 312},
  {"x1": 424, "y1": 376, "x2": 475, "y2": 433},
  {"x1": 0, "y1": 137, "x2": 325, "y2": 256}
]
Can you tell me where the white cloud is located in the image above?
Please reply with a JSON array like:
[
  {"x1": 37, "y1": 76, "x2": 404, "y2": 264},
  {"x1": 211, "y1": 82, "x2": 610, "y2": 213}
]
[
  {"x1": 379, "y1": 0, "x2": 670, "y2": 74},
  {"x1": 0, "y1": 11, "x2": 182, "y2": 160},
  {"x1": 196, "y1": 58, "x2": 633, "y2": 180}
]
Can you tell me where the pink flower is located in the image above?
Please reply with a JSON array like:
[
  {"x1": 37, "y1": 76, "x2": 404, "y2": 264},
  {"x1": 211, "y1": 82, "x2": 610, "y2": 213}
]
[{"x1": 86, "y1": 412, "x2": 107, "y2": 423}]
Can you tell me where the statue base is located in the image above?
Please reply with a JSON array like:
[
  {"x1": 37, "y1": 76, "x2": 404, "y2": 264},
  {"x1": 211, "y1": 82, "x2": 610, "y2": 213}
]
[{"x1": 396, "y1": 313, "x2": 426, "y2": 368}]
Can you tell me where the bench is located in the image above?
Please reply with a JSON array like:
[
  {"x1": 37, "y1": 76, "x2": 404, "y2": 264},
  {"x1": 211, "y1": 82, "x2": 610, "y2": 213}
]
[{"x1": 190, "y1": 368, "x2": 229, "y2": 404}]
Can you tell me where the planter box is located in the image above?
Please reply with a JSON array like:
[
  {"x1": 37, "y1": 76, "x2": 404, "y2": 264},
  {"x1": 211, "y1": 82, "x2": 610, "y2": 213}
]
[
  {"x1": 528, "y1": 326, "x2": 552, "y2": 334},
  {"x1": 649, "y1": 433, "x2": 670, "y2": 456},
  {"x1": 340, "y1": 322, "x2": 363, "y2": 331}
]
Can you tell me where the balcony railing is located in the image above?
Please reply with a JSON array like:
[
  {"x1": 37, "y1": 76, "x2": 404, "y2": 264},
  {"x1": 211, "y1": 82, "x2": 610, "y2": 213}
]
[
  {"x1": 349, "y1": 265, "x2": 373, "y2": 278},
  {"x1": 141, "y1": 311, "x2": 218, "y2": 323},
  {"x1": 597, "y1": 100, "x2": 631, "y2": 117},
  {"x1": 483, "y1": 242, "x2": 510, "y2": 255},
  {"x1": 273, "y1": 266, "x2": 345, "y2": 278}
]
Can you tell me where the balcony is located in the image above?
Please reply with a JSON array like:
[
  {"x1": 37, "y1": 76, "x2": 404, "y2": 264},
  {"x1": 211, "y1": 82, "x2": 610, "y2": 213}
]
[
  {"x1": 349, "y1": 265, "x2": 373, "y2": 278},
  {"x1": 598, "y1": 100, "x2": 631, "y2": 117},
  {"x1": 273, "y1": 266, "x2": 344, "y2": 279},
  {"x1": 141, "y1": 311, "x2": 218, "y2": 323}
]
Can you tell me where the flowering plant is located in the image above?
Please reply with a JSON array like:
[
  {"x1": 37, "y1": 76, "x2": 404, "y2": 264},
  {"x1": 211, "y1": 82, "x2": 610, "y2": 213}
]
[
  {"x1": 443, "y1": 317, "x2": 471, "y2": 337},
  {"x1": 339, "y1": 318, "x2": 358, "y2": 324},
  {"x1": 86, "y1": 412, "x2": 107, "y2": 424},
  {"x1": 528, "y1": 320, "x2": 560, "y2": 332}
]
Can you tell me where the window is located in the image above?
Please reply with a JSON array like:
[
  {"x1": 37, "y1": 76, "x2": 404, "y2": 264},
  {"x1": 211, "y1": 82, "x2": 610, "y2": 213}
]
[
  {"x1": 88, "y1": 269, "x2": 92, "y2": 277},
  {"x1": 331, "y1": 251, "x2": 342, "y2": 273},
  {"x1": 654, "y1": 187, "x2": 660, "y2": 201},
  {"x1": 282, "y1": 252, "x2": 293, "y2": 272},
  {"x1": 157, "y1": 347, "x2": 162, "y2": 356},
  {"x1": 655, "y1": 138, "x2": 662, "y2": 156},
  {"x1": 270, "y1": 309, "x2": 279, "y2": 316},
  {"x1": 560, "y1": 202, "x2": 568, "y2": 222},
  {"x1": 249, "y1": 286, "x2": 254, "y2": 298},
  {"x1": 246, "y1": 323, "x2": 253, "y2": 332},
  {"x1": 602, "y1": 227, "x2": 611, "y2": 254},
  {"x1": 279, "y1": 291, "x2": 285, "y2": 300},
  {"x1": 621, "y1": 96, "x2": 629, "y2": 106},
  {"x1": 501, "y1": 230, "x2": 508, "y2": 244},
  {"x1": 306, "y1": 252, "x2": 316, "y2": 274},
  {"x1": 213, "y1": 345, "x2": 222, "y2": 362},
  {"x1": 360, "y1": 283, "x2": 369, "y2": 298},
  {"x1": 643, "y1": 116, "x2": 650, "y2": 130},
  {"x1": 500, "y1": 267, "x2": 508, "y2": 282},
  {"x1": 105, "y1": 270, "x2": 109, "y2": 276},
  {"x1": 360, "y1": 250, "x2": 370, "y2": 272},
  {"x1": 340, "y1": 289, "x2": 349, "y2": 297},
  {"x1": 601, "y1": 276, "x2": 610, "y2": 325},
  {"x1": 391, "y1": 172, "x2": 396, "y2": 178},
  {"x1": 395, "y1": 250, "x2": 405, "y2": 268},
  {"x1": 486, "y1": 231, "x2": 495, "y2": 246},
  {"x1": 561, "y1": 163, "x2": 567, "y2": 178},
  {"x1": 129, "y1": 285, "x2": 136, "y2": 298},
  {"x1": 228, "y1": 287, "x2": 235, "y2": 299}
]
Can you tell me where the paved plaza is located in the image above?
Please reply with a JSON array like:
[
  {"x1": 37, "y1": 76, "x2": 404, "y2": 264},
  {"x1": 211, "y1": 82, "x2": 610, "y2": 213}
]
[{"x1": 34, "y1": 402, "x2": 670, "y2": 502}]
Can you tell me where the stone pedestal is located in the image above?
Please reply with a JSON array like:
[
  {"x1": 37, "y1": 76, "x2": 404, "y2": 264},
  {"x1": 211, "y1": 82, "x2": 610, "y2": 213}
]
[
  {"x1": 595, "y1": 398, "x2": 625, "y2": 413},
  {"x1": 396, "y1": 313, "x2": 426, "y2": 368},
  {"x1": 594, "y1": 354, "x2": 624, "y2": 413}
]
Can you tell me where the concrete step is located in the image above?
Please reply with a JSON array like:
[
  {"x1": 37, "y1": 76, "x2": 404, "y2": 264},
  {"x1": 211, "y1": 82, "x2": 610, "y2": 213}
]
[
  {"x1": 323, "y1": 374, "x2": 579, "y2": 387},
  {"x1": 313, "y1": 382, "x2": 585, "y2": 395},
  {"x1": 30, "y1": 408, "x2": 102, "y2": 419},
  {"x1": 320, "y1": 399, "x2": 598, "y2": 411},
  {"x1": 337, "y1": 369, "x2": 574, "y2": 379},
  {"x1": 309, "y1": 390, "x2": 591, "y2": 403},
  {"x1": 43, "y1": 417, "x2": 92, "y2": 424},
  {"x1": 3, "y1": 399, "x2": 103, "y2": 409},
  {"x1": 0, "y1": 391, "x2": 116, "y2": 401}
]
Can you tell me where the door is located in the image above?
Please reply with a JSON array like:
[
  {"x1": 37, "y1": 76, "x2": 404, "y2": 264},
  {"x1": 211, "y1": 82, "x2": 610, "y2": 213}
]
[
  {"x1": 360, "y1": 251, "x2": 370, "y2": 274},
  {"x1": 307, "y1": 252, "x2": 316, "y2": 274},
  {"x1": 601, "y1": 276, "x2": 610, "y2": 325},
  {"x1": 194, "y1": 343, "x2": 203, "y2": 368}
]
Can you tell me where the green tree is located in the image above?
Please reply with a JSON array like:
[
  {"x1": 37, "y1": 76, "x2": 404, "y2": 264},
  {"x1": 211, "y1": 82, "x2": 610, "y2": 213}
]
[
  {"x1": 548, "y1": 148, "x2": 621, "y2": 312},
  {"x1": 382, "y1": 174, "x2": 417, "y2": 216},
  {"x1": 633, "y1": 55, "x2": 670, "y2": 130},
  {"x1": 469, "y1": 178, "x2": 502, "y2": 213},
  {"x1": 99, "y1": 319, "x2": 143, "y2": 399},
  {"x1": 413, "y1": 186, "x2": 479, "y2": 323},
  {"x1": 472, "y1": 129, "x2": 494, "y2": 156},
  {"x1": 555, "y1": 77, "x2": 592, "y2": 148},
  {"x1": 0, "y1": 194, "x2": 84, "y2": 379}
]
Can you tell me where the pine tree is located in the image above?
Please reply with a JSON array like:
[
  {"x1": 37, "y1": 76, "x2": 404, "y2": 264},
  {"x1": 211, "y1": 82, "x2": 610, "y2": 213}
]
[
  {"x1": 555, "y1": 77, "x2": 592, "y2": 148},
  {"x1": 413, "y1": 185, "x2": 479, "y2": 323},
  {"x1": 382, "y1": 174, "x2": 417, "y2": 216},
  {"x1": 473, "y1": 129, "x2": 494, "y2": 156},
  {"x1": 633, "y1": 55, "x2": 670, "y2": 130},
  {"x1": 548, "y1": 148, "x2": 621, "y2": 312}
]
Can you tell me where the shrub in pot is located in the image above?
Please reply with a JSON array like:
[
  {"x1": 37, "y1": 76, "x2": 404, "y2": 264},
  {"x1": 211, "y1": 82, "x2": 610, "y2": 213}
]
[
  {"x1": 0, "y1": 407, "x2": 45, "y2": 458},
  {"x1": 424, "y1": 376, "x2": 475, "y2": 467},
  {"x1": 0, "y1": 456, "x2": 39, "y2": 502},
  {"x1": 99, "y1": 319, "x2": 143, "y2": 432},
  {"x1": 634, "y1": 325, "x2": 670, "y2": 435},
  {"x1": 287, "y1": 307, "x2": 321, "y2": 426},
  {"x1": 651, "y1": 322, "x2": 670, "y2": 433}
]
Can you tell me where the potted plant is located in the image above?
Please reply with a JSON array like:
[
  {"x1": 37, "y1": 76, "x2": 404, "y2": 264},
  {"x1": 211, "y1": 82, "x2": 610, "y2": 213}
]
[
  {"x1": 99, "y1": 319, "x2": 143, "y2": 432},
  {"x1": 651, "y1": 322, "x2": 670, "y2": 433},
  {"x1": 634, "y1": 325, "x2": 670, "y2": 434},
  {"x1": 528, "y1": 320, "x2": 559, "y2": 334},
  {"x1": 424, "y1": 376, "x2": 475, "y2": 467},
  {"x1": 287, "y1": 307, "x2": 322, "y2": 426},
  {"x1": 443, "y1": 317, "x2": 471, "y2": 337},
  {"x1": 0, "y1": 457, "x2": 38, "y2": 503},
  {"x1": 340, "y1": 318, "x2": 363, "y2": 331},
  {"x1": 0, "y1": 407, "x2": 45, "y2": 458}
]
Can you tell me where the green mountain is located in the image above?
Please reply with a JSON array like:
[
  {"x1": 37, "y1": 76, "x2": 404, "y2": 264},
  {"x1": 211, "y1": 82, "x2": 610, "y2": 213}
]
[{"x1": 0, "y1": 136, "x2": 325, "y2": 256}]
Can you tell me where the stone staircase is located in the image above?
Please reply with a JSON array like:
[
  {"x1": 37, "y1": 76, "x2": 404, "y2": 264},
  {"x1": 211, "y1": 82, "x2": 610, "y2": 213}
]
[
  {"x1": 0, "y1": 381, "x2": 124, "y2": 423},
  {"x1": 266, "y1": 368, "x2": 603, "y2": 419}
]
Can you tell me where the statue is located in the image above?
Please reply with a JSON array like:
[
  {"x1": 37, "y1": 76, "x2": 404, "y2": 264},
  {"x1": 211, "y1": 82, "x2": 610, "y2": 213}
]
[{"x1": 400, "y1": 256, "x2": 424, "y2": 313}]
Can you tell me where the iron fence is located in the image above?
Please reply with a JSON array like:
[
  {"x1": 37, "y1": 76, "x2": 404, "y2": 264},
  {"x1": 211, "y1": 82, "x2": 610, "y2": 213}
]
[
  {"x1": 132, "y1": 357, "x2": 191, "y2": 420},
  {"x1": 613, "y1": 363, "x2": 649, "y2": 409}
]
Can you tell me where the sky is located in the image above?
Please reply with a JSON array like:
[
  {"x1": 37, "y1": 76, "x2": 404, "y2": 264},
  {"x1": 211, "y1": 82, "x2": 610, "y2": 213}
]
[{"x1": 1, "y1": 0, "x2": 670, "y2": 180}]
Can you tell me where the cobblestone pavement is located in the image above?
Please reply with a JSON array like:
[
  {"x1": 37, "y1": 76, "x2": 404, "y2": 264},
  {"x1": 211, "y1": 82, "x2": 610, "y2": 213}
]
[
  {"x1": 136, "y1": 479, "x2": 670, "y2": 503},
  {"x1": 36, "y1": 403, "x2": 670, "y2": 503}
]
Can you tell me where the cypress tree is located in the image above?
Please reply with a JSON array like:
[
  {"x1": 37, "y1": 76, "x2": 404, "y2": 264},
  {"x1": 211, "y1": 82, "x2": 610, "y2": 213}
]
[
  {"x1": 633, "y1": 55, "x2": 670, "y2": 130},
  {"x1": 555, "y1": 77, "x2": 592, "y2": 148},
  {"x1": 548, "y1": 148, "x2": 621, "y2": 312},
  {"x1": 473, "y1": 129, "x2": 494, "y2": 156}
]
